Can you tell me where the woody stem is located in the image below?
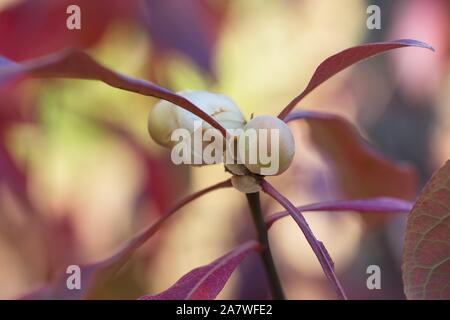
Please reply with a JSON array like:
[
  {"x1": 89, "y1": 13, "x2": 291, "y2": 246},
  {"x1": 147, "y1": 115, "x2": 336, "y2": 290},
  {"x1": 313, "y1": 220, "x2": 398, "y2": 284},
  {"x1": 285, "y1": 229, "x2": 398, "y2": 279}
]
[{"x1": 246, "y1": 192, "x2": 285, "y2": 300}]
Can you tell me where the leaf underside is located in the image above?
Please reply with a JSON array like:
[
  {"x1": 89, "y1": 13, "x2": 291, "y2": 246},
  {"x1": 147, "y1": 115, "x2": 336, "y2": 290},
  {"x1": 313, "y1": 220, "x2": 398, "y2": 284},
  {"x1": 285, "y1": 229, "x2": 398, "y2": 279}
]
[
  {"x1": 402, "y1": 160, "x2": 450, "y2": 300},
  {"x1": 286, "y1": 111, "x2": 417, "y2": 228}
]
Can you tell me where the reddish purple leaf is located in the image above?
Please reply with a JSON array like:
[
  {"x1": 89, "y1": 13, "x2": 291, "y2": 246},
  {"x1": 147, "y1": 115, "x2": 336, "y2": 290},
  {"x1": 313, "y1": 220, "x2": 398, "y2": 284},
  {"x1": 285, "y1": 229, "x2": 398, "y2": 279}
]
[
  {"x1": 266, "y1": 197, "x2": 413, "y2": 228},
  {"x1": 261, "y1": 180, "x2": 347, "y2": 300},
  {"x1": 140, "y1": 240, "x2": 261, "y2": 300},
  {"x1": 17, "y1": 285, "x2": 54, "y2": 300},
  {"x1": 278, "y1": 39, "x2": 434, "y2": 119},
  {"x1": 0, "y1": 143, "x2": 35, "y2": 214},
  {"x1": 389, "y1": 0, "x2": 449, "y2": 101},
  {"x1": 402, "y1": 160, "x2": 450, "y2": 300},
  {"x1": 0, "y1": 0, "x2": 133, "y2": 61},
  {"x1": 0, "y1": 50, "x2": 226, "y2": 135},
  {"x1": 17, "y1": 179, "x2": 232, "y2": 299},
  {"x1": 285, "y1": 111, "x2": 417, "y2": 228},
  {"x1": 0, "y1": 86, "x2": 36, "y2": 212}
]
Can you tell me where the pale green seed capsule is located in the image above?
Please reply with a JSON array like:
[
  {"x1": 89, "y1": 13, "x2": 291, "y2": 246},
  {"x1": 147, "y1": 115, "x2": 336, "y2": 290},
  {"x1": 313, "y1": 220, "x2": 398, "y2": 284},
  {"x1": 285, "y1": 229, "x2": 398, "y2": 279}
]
[
  {"x1": 238, "y1": 115, "x2": 295, "y2": 176},
  {"x1": 147, "y1": 90, "x2": 246, "y2": 148}
]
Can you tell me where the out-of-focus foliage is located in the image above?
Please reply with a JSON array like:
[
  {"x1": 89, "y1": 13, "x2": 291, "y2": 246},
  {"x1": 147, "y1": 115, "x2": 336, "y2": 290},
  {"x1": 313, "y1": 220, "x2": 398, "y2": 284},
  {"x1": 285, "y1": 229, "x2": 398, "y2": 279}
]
[
  {"x1": 0, "y1": 0, "x2": 448, "y2": 299},
  {"x1": 403, "y1": 161, "x2": 450, "y2": 300}
]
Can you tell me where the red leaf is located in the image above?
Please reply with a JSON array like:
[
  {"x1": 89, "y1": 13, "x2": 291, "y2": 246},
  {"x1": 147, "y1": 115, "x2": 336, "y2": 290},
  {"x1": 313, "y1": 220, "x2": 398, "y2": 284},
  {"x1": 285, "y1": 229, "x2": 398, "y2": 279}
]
[
  {"x1": 139, "y1": 240, "x2": 261, "y2": 300},
  {"x1": 286, "y1": 111, "x2": 417, "y2": 228},
  {"x1": 266, "y1": 197, "x2": 413, "y2": 228},
  {"x1": 261, "y1": 180, "x2": 347, "y2": 300},
  {"x1": 0, "y1": 89, "x2": 32, "y2": 133},
  {"x1": 0, "y1": 50, "x2": 226, "y2": 135},
  {"x1": 278, "y1": 39, "x2": 434, "y2": 119},
  {"x1": 0, "y1": 0, "x2": 132, "y2": 60},
  {"x1": 87, "y1": 117, "x2": 188, "y2": 214},
  {"x1": 0, "y1": 143, "x2": 34, "y2": 214},
  {"x1": 17, "y1": 179, "x2": 232, "y2": 299},
  {"x1": 402, "y1": 160, "x2": 450, "y2": 300}
]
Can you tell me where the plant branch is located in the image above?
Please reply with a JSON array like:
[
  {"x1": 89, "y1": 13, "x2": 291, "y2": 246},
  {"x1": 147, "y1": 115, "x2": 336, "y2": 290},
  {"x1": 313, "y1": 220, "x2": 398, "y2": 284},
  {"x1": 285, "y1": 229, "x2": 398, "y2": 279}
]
[{"x1": 246, "y1": 192, "x2": 285, "y2": 300}]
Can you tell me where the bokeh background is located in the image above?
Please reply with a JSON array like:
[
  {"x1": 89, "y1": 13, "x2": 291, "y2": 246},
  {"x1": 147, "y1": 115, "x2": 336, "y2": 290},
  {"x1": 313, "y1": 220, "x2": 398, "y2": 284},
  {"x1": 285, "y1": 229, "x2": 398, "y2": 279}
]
[{"x1": 0, "y1": 0, "x2": 449, "y2": 299}]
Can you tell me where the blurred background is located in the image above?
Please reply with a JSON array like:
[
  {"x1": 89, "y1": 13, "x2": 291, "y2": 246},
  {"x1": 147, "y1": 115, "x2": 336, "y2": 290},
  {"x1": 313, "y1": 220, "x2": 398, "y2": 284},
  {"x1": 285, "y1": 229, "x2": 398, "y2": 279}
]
[{"x1": 0, "y1": 0, "x2": 449, "y2": 299}]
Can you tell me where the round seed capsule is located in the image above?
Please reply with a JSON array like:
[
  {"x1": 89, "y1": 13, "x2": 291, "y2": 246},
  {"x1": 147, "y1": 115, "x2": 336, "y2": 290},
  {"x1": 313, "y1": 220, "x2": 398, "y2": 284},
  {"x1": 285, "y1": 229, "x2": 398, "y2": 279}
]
[
  {"x1": 238, "y1": 115, "x2": 295, "y2": 176},
  {"x1": 147, "y1": 90, "x2": 245, "y2": 148}
]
